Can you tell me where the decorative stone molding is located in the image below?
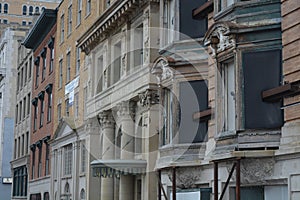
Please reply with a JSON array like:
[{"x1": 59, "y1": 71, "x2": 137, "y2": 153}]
[
  {"x1": 168, "y1": 167, "x2": 201, "y2": 189},
  {"x1": 204, "y1": 22, "x2": 237, "y2": 55},
  {"x1": 139, "y1": 89, "x2": 159, "y2": 108},
  {"x1": 98, "y1": 111, "x2": 115, "y2": 129},
  {"x1": 151, "y1": 57, "x2": 174, "y2": 83},
  {"x1": 78, "y1": 0, "x2": 139, "y2": 54},
  {"x1": 227, "y1": 158, "x2": 275, "y2": 184},
  {"x1": 116, "y1": 101, "x2": 136, "y2": 120}
]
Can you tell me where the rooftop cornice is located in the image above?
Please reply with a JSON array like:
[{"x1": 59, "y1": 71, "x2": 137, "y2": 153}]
[{"x1": 77, "y1": 0, "x2": 138, "y2": 54}]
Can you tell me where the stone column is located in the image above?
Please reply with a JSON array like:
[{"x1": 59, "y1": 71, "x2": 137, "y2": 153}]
[
  {"x1": 117, "y1": 101, "x2": 135, "y2": 200},
  {"x1": 98, "y1": 111, "x2": 115, "y2": 200},
  {"x1": 139, "y1": 89, "x2": 160, "y2": 200}
]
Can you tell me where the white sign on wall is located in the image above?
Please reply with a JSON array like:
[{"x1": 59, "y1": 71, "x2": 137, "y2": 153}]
[{"x1": 65, "y1": 76, "x2": 79, "y2": 105}]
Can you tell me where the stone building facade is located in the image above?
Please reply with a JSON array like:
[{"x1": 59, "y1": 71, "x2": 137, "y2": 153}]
[
  {"x1": 50, "y1": 0, "x2": 100, "y2": 199},
  {"x1": 11, "y1": 35, "x2": 33, "y2": 200},
  {"x1": 77, "y1": 0, "x2": 161, "y2": 199},
  {"x1": 0, "y1": 26, "x2": 28, "y2": 200}
]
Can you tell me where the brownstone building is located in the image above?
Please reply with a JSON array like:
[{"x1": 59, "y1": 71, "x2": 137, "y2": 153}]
[{"x1": 23, "y1": 9, "x2": 57, "y2": 200}]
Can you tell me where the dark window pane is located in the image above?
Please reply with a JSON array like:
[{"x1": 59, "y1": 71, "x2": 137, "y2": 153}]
[
  {"x1": 179, "y1": 80, "x2": 208, "y2": 143},
  {"x1": 231, "y1": 186, "x2": 264, "y2": 200},
  {"x1": 243, "y1": 50, "x2": 283, "y2": 129},
  {"x1": 180, "y1": 0, "x2": 207, "y2": 39}
]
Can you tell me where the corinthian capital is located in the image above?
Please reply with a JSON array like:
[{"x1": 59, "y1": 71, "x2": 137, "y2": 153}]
[
  {"x1": 98, "y1": 111, "x2": 115, "y2": 129},
  {"x1": 116, "y1": 101, "x2": 136, "y2": 120}
]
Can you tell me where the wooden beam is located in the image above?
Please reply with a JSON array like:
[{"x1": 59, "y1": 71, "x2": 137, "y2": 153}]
[
  {"x1": 193, "y1": 108, "x2": 212, "y2": 122},
  {"x1": 172, "y1": 167, "x2": 176, "y2": 200},
  {"x1": 261, "y1": 83, "x2": 300, "y2": 102},
  {"x1": 193, "y1": 1, "x2": 214, "y2": 19},
  {"x1": 236, "y1": 159, "x2": 241, "y2": 200},
  {"x1": 214, "y1": 162, "x2": 218, "y2": 200}
]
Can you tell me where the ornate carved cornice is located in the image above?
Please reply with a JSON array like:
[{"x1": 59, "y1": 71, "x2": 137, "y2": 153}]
[
  {"x1": 139, "y1": 89, "x2": 159, "y2": 108},
  {"x1": 77, "y1": 0, "x2": 139, "y2": 54},
  {"x1": 98, "y1": 111, "x2": 115, "y2": 129}
]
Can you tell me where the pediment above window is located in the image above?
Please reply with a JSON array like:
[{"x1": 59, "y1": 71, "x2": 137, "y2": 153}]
[
  {"x1": 204, "y1": 22, "x2": 239, "y2": 54},
  {"x1": 52, "y1": 118, "x2": 77, "y2": 141}
]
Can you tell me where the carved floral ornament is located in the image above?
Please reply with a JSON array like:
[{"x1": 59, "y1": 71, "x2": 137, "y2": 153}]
[
  {"x1": 204, "y1": 22, "x2": 238, "y2": 55},
  {"x1": 138, "y1": 89, "x2": 159, "y2": 108}
]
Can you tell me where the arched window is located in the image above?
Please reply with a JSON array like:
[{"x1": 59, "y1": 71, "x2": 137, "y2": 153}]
[
  {"x1": 80, "y1": 189, "x2": 85, "y2": 200},
  {"x1": 29, "y1": 6, "x2": 33, "y2": 15},
  {"x1": 35, "y1": 6, "x2": 39, "y2": 14},
  {"x1": 4, "y1": 3, "x2": 8, "y2": 13},
  {"x1": 22, "y1": 5, "x2": 27, "y2": 15},
  {"x1": 0, "y1": 4, "x2": 2, "y2": 13},
  {"x1": 41, "y1": 7, "x2": 45, "y2": 12}
]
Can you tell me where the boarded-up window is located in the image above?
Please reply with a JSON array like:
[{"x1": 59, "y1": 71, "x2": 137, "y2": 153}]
[
  {"x1": 243, "y1": 50, "x2": 283, "y2": 129},
  {"x1": 180, "y1": 0, "x2": 207, "y2": 39},
  {"x1": 179, "y1": 80, "x2": 208, "y2": 143}
]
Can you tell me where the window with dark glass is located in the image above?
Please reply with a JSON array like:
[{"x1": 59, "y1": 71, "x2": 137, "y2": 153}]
[
  {"x1": 37, "y1": 142, "x2": 42, "y2": 177},
  {"x1": 35, "y1": 6, "x2": 39, "y2": 14},
  {"x1": 68, "y1": 5, "x2": 72, "y2": 35},
  {"x1": 32, "y1": 98, "x2": 38, "y2": 131},
  {"x1": 45, "y1": 142, "x2": 50, "y2": 175},
  {"x1": 27, "y1": 93, "x2": 31, "y2": 116},
  {"x1": 29, "y1": 57, "x2": 32, "y2": 79},
  {"x1": 64, "y1": 144, "x2": 72, "y2": 175},
  {"x1": 31, "y1": 147, "x2": 35, "y2": 179},
  {"x1": 12, "y1": 166, "x2": 27, "y2": 197},
  {"x1": 76, "y1": 47, "x2": 80, "y2": 75},
  {"x1": 180, "y1": 0, "x2": 208, "y2": 39},
  {"x1": 41, "y1": 48, "x2": 47, "y2": 81},
  {"x1": 59, "y1": 59, "x2": 63, "y2": 88},
  {"x1": 46, "y1": 84, "x2": 52, "y2": 122},
  {"x1": 86, "y1": 0, "x2": 91, "y2": 15},
  {"x1": 65, "y1": 99, "x2": 70, "y2": 117},
  {"x1": 4, "y1": 3, "x2": 8, "y2": 13},
  {"x1": 35, "y1": 57, "x2": 40, "y2": 87},
  {"x1": 242, "y1": 50, "x2": 283, "y2": 129},
  {"x1": 60, "y1": 14, "x2": 65, "y2": 42},
  {"x1": 29, "y1": 6, "x2": 33, "y2": 15},
  {"x1": 179, "y1": 80, "x2": 208, "y2": 143},
  {"x1": 22, "y1": 5, "x2": 27, "y2": 15},
  {"x1": 66, "y1": 52, "x2": 71, "y2": 82},
  {"x1": 77, "y1": 0, "x2": 82, "y2": 25},
  {"x1": 38, "y1": 92, "x2": 45, "y2": 128},
  {"x1": 48, "y1": 38, "x2": 55, "y2": 73},
  {"x1": 113, "y1": 42, "x2": 121, "y2": 83}
]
